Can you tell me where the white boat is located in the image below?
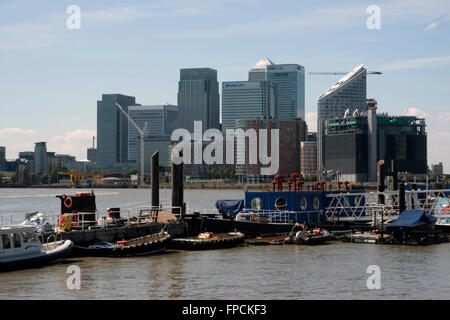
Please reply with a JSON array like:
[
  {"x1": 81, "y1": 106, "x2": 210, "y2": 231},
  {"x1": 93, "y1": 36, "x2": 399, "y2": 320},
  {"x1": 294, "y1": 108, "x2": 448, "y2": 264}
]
[{"x1": 0, "y1": 225, "x2": 73, "y2": 272}]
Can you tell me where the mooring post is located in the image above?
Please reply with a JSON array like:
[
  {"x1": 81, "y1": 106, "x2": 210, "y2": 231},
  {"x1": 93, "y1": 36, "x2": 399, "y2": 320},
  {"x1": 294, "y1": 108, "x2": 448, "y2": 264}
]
[
  {"x1": 377, "y1": 160, "x2": 385, "y2": 205},
  {"x1": 399, "y1": 182, "x2": 406, "y2": 213},
  {"x1": 151, "y1": 151, "x2": 159, "y2": 220},
  {"x1": 392, "y1": 160, "x2": 398, "y2": 191},
  {"x1": 171, "y1": 150, "x2": 184, "y2": 221}
]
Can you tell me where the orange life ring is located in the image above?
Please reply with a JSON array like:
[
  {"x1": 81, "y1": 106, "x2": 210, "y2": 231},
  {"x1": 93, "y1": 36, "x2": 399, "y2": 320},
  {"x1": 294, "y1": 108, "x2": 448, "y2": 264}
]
[{"x1": 64, "y1": 197, "x2": 73, "y2": 208}]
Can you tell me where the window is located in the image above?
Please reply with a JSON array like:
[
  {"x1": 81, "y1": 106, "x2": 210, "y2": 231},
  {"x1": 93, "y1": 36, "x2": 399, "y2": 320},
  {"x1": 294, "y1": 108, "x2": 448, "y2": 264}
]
[
  {"x1": 12, "y1": 233, "x2": 21, "y2": 248},
  {"x1": 251, "y1": 198, "x2": 263, "y2": 211},
  {"x1": 300, "y1": 197, "x2": 308, "y2": 210},
  {"x1": 313, "y1": 197, "x2": 320, "y2": 210},
  {"x1": 2, "y1": 234, "x2": 11, "y2": 249},
  {"x1": 22, "y1": 232, "x2": 38, "y2": 243},
  {"x1": 275, "y1": 197, "x2": 287, "y2": 211}
]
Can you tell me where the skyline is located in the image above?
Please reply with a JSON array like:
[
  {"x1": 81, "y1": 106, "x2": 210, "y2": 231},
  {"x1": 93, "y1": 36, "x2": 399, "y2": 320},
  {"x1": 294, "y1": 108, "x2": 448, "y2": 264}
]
[{"x1": 1, "y1": 0, "x2": 449, "y2": 170}]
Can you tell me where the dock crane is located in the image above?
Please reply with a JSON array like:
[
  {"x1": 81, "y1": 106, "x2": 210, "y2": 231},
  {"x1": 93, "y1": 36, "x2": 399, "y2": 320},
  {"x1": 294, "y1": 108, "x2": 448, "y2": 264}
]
[{"x1": 309, "y1": 71, "x2": 382, "y2": 75}]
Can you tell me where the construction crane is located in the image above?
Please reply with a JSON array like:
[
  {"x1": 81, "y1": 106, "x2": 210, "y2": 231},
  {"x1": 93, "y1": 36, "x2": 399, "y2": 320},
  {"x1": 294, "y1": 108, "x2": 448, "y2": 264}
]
[
  {"x1": 115, "y1": 102, "x2": 146, "y2": 187},
  {"x1": 309, "y1": 71, "x2": 382, "y2": 75}
]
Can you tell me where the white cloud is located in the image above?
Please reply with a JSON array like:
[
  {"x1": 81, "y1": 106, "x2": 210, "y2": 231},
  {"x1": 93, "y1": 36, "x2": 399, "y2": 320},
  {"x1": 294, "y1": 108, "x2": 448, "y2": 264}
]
[
  {"x1": 380, "y1": 56, "x2": 450, "y2": 71},
  {"x1": 403, "y1": 107, "x2": 430, "y2": 119},
  {"x1": 48, "y1": 129, "x2": 96, "y2": 159}
]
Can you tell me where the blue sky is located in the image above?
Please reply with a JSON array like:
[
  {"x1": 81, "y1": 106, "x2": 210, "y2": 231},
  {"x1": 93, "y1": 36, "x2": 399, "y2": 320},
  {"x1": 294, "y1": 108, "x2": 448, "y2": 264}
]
[{"x1": 1, "y1": 0, "x2": 449, "y2": 170}]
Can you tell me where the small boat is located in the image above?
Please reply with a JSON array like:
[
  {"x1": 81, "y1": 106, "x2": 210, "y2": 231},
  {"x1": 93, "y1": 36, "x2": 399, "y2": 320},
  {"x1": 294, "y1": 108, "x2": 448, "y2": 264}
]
[
  {"x1": 246, "y1": 234, "x2": 288, "y2": 245},
  {"x1": 170, "y1": 232, "x2": 245, "y2": 250},
  {"x1": 0, "y1": 225, "x2": 73, "y2": 272},
  {"x1": 284, "y1": 223, "x2": 332, "y2": 245},
  {"x1": 72, "y1": 230, "x2": 172, "y2": 257}
]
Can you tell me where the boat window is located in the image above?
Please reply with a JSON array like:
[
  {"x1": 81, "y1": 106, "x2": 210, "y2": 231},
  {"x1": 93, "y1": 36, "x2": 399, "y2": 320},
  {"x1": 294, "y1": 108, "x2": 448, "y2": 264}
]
[
  {"x1": 12, "y1": 233, "x2": 21, "y2": 248},
  {"x1": 354, "y1": 196, "x2": 361, "y2": 206},
  {"x1": 300, "y1": 197, "x2": 308, "y2": 210},
  {"x1": 22, "y1": 232, "x2": 38, "y2": 243},
  {"x1": 2, "y1": 234, "x2": 11, "y2": 249},
  {"x1": 313, "y1": 197, "x2": 320, "y2": 210},
  {"x1": 275, "y1": 197, "x2": 287, "y2": 211},
  {"x1": 251, "y1": 198, "x2": 263, "y2": 211}
]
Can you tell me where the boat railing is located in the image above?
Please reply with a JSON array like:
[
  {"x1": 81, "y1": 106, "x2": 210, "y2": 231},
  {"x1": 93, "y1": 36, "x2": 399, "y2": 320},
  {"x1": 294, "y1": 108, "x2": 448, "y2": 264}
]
[
  {"x1": 238, "y1": 209, "x2": 322, "y2": 224},
  {"x1": 324, "y1": 189, "x2": 450, "y2": 221}
]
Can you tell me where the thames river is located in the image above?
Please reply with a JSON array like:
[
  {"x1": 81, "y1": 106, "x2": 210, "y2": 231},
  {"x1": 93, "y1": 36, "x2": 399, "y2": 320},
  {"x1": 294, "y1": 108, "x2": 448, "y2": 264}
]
[{"x1": 0, "y1": 188, "x2": 449, "y2": 299}]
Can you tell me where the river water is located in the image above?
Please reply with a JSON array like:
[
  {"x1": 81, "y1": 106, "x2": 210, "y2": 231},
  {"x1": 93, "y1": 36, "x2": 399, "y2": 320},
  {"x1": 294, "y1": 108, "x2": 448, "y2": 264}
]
[{"x1": 0, "y1": 188, "x2": 449, "y2": 300}]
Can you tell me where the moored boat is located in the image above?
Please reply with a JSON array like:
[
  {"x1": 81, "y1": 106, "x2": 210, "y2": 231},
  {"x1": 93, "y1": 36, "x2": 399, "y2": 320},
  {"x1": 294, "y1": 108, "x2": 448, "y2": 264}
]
[
  {"x1": 72, "y1": 230, "x2": 172, "y2": 257},
  {"x1": 284, "y1": 223, "x2": 332, "y2": 245},
  {"x1": 170, "y1": 232, "x2": 245, "y2": 250},
  {"x1": 0, "y1": 225, "x2": 73, "y2": 272}
]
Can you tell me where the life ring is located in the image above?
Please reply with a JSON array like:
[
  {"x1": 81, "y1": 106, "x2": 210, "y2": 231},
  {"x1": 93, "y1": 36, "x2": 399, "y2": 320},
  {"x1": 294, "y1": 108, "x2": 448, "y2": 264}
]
[{"x1": 64, "y1": 197, "x2": 73, "y2": 208}]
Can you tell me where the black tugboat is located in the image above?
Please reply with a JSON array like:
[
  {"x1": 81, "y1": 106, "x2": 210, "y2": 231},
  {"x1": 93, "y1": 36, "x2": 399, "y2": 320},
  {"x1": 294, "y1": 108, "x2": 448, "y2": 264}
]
[{"x1": 72, "y1": 229, "x2": 172, "y2": 257}]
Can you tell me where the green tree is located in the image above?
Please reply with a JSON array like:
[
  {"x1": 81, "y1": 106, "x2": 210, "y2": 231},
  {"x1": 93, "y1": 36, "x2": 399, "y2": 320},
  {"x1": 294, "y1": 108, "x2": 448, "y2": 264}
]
[
  {"x1": 126, "y1": 168, "x2": 140, "y2": 176},
  {"x1": 10, "y1": 173, "x2": 17, "y2": 184}
]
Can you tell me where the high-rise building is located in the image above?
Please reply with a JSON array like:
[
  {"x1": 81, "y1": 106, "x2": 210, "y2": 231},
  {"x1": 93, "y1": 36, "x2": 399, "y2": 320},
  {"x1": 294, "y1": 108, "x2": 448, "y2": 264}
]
[
  {"x1": 127, "y1": 104, "x2": 179, "y2": 162},
  {"x1": 177, "y1": 68, "x2": 220, "y2": 132},
  {"x1": 317, "y1": 64, "x2": 367, "y2": 178},
  {"x1": 221, "y1": 81, "x2": 277, "y2": 132},
  {"x1": 235, "y1": 118, "x2": 307, "y2": 183},
  {"x1": 324, "y1": 111, "x2": 427, "y2": 182},
  {"x1": 301, "y1": 141, "x2": 317, "y2": 176},
  {"x1": 34, "y1": 142, "x2": 47, "y2": 174},
  {"x1": 97, "y1": 94, "x2": 138, "y2": 171},
  {"x1": 431, "y1": 162, "x2": 444, "y2": 176},
  {"x1": 0, "y1": 146, "x2": 5, "y2": 171},
  {"x1": 248, "y1": 58, "x2": 305, "y2": 120},
  {"x1": 87, "y1": 148, "x2": 97, "y2": 164}
]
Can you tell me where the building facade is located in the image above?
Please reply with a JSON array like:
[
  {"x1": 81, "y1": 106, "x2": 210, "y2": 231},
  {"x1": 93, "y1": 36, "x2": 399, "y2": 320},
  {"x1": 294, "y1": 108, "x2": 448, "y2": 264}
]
[
  {"x1": 177, "y1": 68, "x2": 220, "y2": 132},
  {"x1": 301, "y1": 141, "x2": 317, "y2": 176},
  {"x1": 97, "y1": 94, "x2": 138, "y2": 171},
  {"x1": 127, "y1": 104, "x2": 178, "y2": 163},
  {"x1": 34, "y1": 142, "x2": 47, "y2": 174},
  {"x1": 235, "y1": 118, "x2": 307, "y2": 183},
  {"x1": 221, "y1": 81, "x2": 277, "y2": 132},
  {"x1": 317, "y1": 64, "x2": 367, "y2": 178},
  {"x1": 324, "y1": 111, "x2": 427, "y2": 183},
  {"x1": 248, "y1": 58, "x2": 305, "y2": 120}
]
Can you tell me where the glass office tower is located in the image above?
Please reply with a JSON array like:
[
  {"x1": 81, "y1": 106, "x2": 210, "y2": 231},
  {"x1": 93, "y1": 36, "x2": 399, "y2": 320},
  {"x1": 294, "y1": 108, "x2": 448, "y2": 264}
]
[
  {"x1": 177, "y1": 68, "x2": 220, "y2": 132},
  {"x1": 316, "y1": 64, "x2": 367, "y2": 178}
]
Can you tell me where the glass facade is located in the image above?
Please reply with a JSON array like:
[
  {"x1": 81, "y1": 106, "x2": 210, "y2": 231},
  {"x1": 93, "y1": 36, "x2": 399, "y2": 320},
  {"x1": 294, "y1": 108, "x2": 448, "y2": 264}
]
[
  {"x1": 177, "y1": 68, "x2": 220, "y2": 132},
  {"x1": 96, "y1": 94, "x2": 137, "y2": 171},
  {"x1": 221, "y1": 81, "x2": 276, "y2": 132},
  {"x1": 317, "y1": 65, "x2": 367, "y2": 176}
]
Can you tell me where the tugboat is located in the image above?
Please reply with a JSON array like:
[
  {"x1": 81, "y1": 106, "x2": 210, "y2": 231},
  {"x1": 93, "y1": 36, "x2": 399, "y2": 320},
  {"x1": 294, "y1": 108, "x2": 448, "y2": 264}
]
[{"x1": 0, "y1": 225, "x2": 73, "y2": 272}]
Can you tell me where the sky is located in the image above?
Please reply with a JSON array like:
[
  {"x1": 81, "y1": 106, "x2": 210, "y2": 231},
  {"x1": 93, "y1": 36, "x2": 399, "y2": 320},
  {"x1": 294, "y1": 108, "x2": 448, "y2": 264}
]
[{"x1": 0, "y1": 0, "x2": 449, "y2": 170}]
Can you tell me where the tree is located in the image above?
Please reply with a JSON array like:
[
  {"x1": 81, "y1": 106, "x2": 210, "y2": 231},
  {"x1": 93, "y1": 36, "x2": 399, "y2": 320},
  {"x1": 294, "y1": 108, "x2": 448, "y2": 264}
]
[
  {"x1": 10, "y1": 173, "x2": 17, "y2": 184},
  {"x1": 126, "y1": 168, "x2": 140, "y2": 176}
]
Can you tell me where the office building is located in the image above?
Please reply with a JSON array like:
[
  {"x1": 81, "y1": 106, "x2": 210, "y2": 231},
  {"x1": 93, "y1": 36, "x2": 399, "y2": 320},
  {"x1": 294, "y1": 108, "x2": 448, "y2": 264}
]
[
  {"x1": 87, "y1": 148, "x2": 97, "y2": 165},
  {"x1": 324, "y1": 109, "x2": 427, "y2": 183},
  {"x1": 235, "y1": 118, "x2": 307, "y2": 183},
  {"x1": 431, "y1": 162, "x2": 444, "y2": 176},
  {"x1": 97, "y1": 94, "x2": 138, "y2": 171},
  {"x1": 127, "y1": 104, "x2": 179, "y2": 162},
  {"x1": 301, "y1": 141, "x2": 317, "y2": 176},
  {"x1": 248, "y1": 58, "x2": 305, "y2": 120},
  {"x1": 34, "y1": 142, "x2": 47, "y2": 174},
  {"x1": 0, "y1": 147, "x2": 5, "y2": 171},
  {"x1": 317, "y1": 64, "x2": 367, "y2": 178},
  {"x1": 221, "y1": 81, "x2": 277, "y2": 132},
  {"x1": 177, "y1": 68, "x2": 220, "y2": 132}
]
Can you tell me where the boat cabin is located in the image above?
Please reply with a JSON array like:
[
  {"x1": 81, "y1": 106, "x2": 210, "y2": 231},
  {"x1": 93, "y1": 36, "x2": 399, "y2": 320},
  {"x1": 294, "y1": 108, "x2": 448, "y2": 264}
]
[{"x1": 0, "y1": 225, "x2": 42, "y2": 259}]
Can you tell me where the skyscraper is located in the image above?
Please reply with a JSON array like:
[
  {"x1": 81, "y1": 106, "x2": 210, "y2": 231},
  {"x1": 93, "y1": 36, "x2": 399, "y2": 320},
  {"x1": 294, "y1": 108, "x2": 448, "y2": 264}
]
[
  {"x1": 177, "y1": 68, "x2": 220, "y2": 132},
  {"x1": 97, "y1": 94, "x2": 138, "y2": 171},
  {"x1": 248, "y1": 58, "x2": 305, "y2": 120},
  {"x1": 221, "y1": 81, "x2": 277, "y2": 132},
  {"x1": 34, "y1": 142, "x2": 47, "y2": 174},
  {"x1": 127, "y1": 104, "x2": 179, "y2": 162},
  {"x1": 317, "y1": 64, "x2": 367, "y2": 177}
]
